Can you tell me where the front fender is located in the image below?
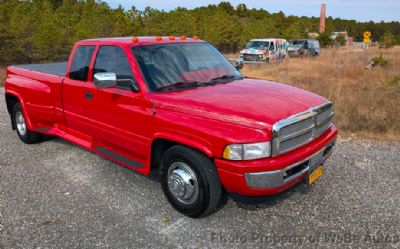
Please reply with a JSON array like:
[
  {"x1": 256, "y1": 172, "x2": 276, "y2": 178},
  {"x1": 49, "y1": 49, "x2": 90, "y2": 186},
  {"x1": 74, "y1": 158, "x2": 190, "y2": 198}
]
[{"x1": 152, "y1": 132, "x2": 214, "y2": 158}]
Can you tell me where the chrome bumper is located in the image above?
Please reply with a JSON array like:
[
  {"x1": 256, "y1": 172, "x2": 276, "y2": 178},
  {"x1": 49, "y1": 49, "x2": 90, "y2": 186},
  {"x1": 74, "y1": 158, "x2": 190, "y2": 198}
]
[{"x1": 244, "y1": 140, "x2": 336, "y2": 189}]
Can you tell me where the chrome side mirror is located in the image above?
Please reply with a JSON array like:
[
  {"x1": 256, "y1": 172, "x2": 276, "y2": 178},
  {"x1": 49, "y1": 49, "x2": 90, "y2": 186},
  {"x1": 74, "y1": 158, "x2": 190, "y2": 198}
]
[
  {"x1": 234, "y1": 59, "x2": 244, "y2": 70},
  {"x1": 93, "y1": 72, "x2": 117, "y2": 89}
]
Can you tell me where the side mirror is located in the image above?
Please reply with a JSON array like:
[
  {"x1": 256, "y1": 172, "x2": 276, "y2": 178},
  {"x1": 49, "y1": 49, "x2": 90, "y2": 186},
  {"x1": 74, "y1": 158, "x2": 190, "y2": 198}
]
[
  {"x1": 93, "y1": 72, "x2": 117, "y2": 89},
  {"x1": 234, "y1": 59, "x2": 244, "y2": 70}
]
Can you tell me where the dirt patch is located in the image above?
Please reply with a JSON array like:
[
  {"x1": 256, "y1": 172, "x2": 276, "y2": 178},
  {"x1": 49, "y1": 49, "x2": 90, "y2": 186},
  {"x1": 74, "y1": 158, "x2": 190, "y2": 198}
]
[{"x1": 239, "y1": 46, "x2": 400, "y2": 139}]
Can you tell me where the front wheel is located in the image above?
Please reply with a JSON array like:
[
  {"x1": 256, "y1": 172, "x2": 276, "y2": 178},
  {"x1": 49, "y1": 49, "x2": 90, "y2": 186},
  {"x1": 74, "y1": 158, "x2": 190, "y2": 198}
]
[
  {"x1": 160, "y1": 145, "x2": 223, "y2": 218},
  {"x1": 12, "y1": 103, "x2": 41, "y2": 144}
]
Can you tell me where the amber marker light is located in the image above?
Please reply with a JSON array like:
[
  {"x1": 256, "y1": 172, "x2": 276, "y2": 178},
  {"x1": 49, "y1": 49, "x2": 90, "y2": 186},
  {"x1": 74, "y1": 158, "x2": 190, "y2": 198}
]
[
  {"x1": 192, "y1": 36, "x2": 200, "y2": 40},
  {"x1": 168, "y1": 36, "x2": 175, "y2": 40},
  {"x1": 132, "y1": 37, "x2": 139, "y2": 43},
  {"x1": 180, "y1": 36, "x2": 187, "y2": 40},
  {"x1": 156, "y1": 36, "x2": 163, "y2": 41}
]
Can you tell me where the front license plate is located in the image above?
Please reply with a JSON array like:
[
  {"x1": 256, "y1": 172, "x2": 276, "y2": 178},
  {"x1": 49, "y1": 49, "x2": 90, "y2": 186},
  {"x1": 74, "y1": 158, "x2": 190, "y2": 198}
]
[{"x1": 308, "y1": 165, "x2": 324, "y2": 185}]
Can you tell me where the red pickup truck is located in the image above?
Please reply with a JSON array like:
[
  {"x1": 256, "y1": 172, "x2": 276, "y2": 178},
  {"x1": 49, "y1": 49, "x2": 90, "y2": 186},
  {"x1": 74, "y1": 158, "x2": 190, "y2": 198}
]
[{"x1": 4, "y1": 36, "x2": 337, "y2": 217}]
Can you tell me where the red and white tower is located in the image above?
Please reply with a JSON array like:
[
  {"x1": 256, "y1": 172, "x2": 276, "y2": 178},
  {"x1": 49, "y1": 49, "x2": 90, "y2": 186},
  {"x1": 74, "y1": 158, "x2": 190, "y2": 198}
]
[{"x1": 319, "y1": 3, "x2": 326, "y2": 33}]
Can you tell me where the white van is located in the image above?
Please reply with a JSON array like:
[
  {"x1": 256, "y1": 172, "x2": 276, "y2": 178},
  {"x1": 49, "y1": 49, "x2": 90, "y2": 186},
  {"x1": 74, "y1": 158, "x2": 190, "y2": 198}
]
[{"x1": 240, "y1": 38, "x2": 288, "y2": 63}]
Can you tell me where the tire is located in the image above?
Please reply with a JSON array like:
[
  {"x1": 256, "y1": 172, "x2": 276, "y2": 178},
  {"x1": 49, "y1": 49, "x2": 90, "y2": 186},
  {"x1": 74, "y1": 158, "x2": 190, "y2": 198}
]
[
  {"x1": 12, "y1": 103, "x2": 41, "y2": 144},
  {"x1": 160, "y1": 145, "x2": 222, "y2": 218}
]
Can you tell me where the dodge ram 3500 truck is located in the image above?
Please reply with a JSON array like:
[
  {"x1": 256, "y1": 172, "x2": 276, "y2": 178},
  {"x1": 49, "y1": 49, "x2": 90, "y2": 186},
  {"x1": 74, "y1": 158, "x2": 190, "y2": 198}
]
[{"x1": 4, "y1": 36, "x2": 337, "y2": 218}]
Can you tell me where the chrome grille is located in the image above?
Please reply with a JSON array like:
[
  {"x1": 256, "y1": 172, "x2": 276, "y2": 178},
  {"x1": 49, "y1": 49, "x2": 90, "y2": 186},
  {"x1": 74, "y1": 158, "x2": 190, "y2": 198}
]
[{"x1": 272, "y1": 102, "x2": 333, "y2": 156}]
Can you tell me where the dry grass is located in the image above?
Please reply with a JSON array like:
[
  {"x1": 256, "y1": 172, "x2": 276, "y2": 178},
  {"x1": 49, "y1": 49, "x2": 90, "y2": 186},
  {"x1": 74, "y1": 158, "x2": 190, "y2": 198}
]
[
  {"x1": 238, "y1": 46, "x2": 400, "y2": 140},
  {"x1": 0, "y1": 67, "x2": 5, "y2": 87}
]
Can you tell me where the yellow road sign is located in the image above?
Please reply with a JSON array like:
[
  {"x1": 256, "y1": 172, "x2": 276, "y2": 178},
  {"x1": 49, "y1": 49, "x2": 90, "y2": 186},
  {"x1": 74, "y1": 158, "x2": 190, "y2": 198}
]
[{"x1": 363, "y1": 31, "x2": 371, "y2": 44}]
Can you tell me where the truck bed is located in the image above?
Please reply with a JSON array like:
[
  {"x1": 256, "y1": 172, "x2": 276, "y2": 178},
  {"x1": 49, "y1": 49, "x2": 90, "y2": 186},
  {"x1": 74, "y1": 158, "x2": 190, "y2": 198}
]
[{"x1": 12, "y1": 62, "x2": 68, "y2": 77}]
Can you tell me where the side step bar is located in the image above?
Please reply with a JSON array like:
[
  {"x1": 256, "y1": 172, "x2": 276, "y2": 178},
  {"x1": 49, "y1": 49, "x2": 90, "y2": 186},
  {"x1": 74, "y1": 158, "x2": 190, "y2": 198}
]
[{"x1": 94, "y1": 147, "x2": 144, "y2": 169}]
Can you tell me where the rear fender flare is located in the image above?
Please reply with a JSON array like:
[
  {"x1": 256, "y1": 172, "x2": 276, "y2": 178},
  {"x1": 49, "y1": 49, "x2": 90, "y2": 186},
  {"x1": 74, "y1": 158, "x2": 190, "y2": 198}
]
[{"x1": 5, "y1": 90, "x2": 34, "y2": 130}]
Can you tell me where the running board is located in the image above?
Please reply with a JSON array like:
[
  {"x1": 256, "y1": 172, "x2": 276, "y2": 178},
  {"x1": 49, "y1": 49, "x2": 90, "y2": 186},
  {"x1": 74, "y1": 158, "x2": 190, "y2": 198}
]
[{"x1": 94, "y1": 147, "x2": 144, "y2": 169}]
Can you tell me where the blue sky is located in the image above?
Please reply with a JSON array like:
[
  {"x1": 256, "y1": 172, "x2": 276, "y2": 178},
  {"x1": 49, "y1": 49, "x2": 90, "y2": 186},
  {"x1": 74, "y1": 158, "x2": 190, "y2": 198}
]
[{"x1": 105, "y1": 0, "x2": 399, "y2": 22}]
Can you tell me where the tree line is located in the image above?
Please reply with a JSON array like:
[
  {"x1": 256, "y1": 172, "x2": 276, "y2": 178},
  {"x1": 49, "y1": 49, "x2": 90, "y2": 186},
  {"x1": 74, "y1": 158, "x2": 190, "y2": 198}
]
[{"x1": 0, "y1": 0, "x2": 399, "y2": 64}]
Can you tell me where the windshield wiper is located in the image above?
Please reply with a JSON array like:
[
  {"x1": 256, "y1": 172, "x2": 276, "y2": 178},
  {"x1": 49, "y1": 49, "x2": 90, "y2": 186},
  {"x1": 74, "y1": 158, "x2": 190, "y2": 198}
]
[
  {"x1": 157, "y1": 80, "x2": 200, "y2": 91},
  {"x1": 210, "y1": 74, "x2": 242, "y2": 82}
]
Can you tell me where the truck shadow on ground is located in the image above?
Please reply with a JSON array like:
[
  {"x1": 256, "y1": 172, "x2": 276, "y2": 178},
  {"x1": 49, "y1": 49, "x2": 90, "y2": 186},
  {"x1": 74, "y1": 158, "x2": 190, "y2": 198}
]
[
  {"x1": 232, "y1": 182, "x2": 313, "y2": 211},
  {"x1": 44, "y1": 135, "x2": 313, "y2": 213}
]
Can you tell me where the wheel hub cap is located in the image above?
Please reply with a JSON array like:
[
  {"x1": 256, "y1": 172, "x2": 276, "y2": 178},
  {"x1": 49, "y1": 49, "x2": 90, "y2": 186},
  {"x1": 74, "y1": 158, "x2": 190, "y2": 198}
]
[
  {"x1": 167, "y1": 162, "x2": 199, "y2": 204},
  {"x1": 16, "y1": 111, "x2": 27, "y2": 136}
]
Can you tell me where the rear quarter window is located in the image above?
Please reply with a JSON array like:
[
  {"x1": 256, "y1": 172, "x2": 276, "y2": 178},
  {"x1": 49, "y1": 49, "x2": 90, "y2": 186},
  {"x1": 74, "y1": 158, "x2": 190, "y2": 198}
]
[{"x1": 69, "y1": 45, "x2": 95, "y2": 81}]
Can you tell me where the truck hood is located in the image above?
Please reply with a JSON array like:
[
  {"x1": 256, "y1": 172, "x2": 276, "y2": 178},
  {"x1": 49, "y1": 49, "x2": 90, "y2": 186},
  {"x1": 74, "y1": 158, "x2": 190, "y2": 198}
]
[{"x1": 150, "y1": 78, "x2": 328, "y2": 131}]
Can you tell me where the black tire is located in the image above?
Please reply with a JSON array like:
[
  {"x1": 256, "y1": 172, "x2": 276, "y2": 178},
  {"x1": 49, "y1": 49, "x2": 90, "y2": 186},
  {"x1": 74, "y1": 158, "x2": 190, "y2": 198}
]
[
  {"x1": 12, "y1": 103, "x2": 41, "y2": 144},
  {"x1": 160, "y1": 145, "x2": 223, "y2": 218}
]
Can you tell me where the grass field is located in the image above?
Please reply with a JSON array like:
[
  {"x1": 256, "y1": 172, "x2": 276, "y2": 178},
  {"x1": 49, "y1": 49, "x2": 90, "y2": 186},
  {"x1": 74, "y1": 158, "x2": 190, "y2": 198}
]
[
  {"x1": 238, "y1": 46, "x2": 400, "y2": 140},
  {"x1": 1, "y1": 47, "x2": 399, "y2": 139}
]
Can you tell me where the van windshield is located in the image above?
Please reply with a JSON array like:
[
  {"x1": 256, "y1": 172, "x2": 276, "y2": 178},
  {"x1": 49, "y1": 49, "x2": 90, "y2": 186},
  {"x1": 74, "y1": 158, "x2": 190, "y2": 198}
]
[
  {"x1": 246, "y1": 41, "x2": 270, "y2": 50},
  {"x1": 132, "y1": 42, "x2": 242, "y2": 92},
  {"x1": 289, "y1": 40, "x2": 305, "y2": 46}
]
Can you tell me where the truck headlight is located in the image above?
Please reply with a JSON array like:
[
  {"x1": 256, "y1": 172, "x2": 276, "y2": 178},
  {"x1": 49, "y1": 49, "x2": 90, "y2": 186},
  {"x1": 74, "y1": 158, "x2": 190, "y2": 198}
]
[{"x1": 223, "y1": 142, "x2": 271, "y2": 160}]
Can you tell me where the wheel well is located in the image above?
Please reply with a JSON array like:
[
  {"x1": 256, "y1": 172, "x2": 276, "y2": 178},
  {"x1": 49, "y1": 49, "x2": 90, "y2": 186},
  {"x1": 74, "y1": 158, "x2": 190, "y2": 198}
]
[
  {"x1": 150, "y1": 138, "x2": 213, "y2": 173},
  {"x1": 150, "y1": 139, "x2": 178, "y2": 172},
  {"x1": 5, "y1": 94, "x2": 19, "y2": 130},
  {"x1": 5, "y1": 94, "x2": 19, "y2": 114}
]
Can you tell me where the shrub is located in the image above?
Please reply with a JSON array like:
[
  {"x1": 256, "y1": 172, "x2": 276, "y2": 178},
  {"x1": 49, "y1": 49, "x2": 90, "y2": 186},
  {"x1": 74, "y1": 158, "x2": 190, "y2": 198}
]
[{"x1": 371, "y1": 54, "x2": 389, "y2": 67}]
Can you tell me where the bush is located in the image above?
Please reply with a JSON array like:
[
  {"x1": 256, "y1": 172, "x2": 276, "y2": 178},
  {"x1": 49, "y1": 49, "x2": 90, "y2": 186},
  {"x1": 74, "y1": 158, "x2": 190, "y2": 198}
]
[
  {"x1": 380, "y1": 32, "x2": 397, "y2": 48},
  {"x1": 371, "y1": 54, "x2": 389, "y2": 67}
]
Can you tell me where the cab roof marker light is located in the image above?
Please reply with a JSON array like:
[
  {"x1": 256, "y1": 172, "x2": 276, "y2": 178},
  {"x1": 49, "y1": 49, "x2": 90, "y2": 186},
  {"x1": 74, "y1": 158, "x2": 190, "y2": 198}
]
[
  {"x1": 192, "y1": 36, "x2": 200, "y2": 40},
  {"x1": 156, "y1": 36, "x2": 163, "y2": 41},
  {"x1": 180, "y1": 36, "x2": 187, "y2": 40},
  {"x1": 132, "y1": 37, "x2": 139, "y2": 43},
  {"x1": 168, "y1": 36, "x2": 175, "y2": 40}
]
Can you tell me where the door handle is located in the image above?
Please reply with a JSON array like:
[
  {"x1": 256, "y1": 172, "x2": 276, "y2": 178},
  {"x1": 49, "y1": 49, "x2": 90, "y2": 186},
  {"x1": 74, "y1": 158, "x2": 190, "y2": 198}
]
[{"x1": 84, "y1": 92, "x2": 93, "y2": 100}]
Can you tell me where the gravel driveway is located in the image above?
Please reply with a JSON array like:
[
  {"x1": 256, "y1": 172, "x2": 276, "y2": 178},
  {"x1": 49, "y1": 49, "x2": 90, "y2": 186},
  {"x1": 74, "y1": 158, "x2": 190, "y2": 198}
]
[{"x1": 1, "y1": 87, "x2": 399, "y2": 248}]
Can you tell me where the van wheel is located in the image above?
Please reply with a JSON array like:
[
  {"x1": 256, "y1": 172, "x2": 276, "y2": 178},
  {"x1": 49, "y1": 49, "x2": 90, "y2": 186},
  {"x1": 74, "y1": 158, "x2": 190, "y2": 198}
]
[
  {"x1": 12, "y1": 103, "x2": 41, "y2": 144},
  {"x1": 160, "y1": 145, "x2": 222, "y2": 218}
]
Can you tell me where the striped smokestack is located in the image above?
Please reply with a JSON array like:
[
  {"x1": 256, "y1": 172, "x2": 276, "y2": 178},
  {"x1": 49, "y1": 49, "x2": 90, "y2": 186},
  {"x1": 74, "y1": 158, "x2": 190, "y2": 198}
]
[{"x1": 320, "y1": 3, "x2": 326, "y2": 33}]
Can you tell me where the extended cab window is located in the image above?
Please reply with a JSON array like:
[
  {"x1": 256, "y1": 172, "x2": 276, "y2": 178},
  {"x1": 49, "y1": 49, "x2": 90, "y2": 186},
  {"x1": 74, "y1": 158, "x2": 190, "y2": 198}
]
[
  {"x1": 93, "y1": 46, "x2": 134, "y2": 86},
  {"x1": 69, "y1": 45, "x2": 95, "y2": 81}
]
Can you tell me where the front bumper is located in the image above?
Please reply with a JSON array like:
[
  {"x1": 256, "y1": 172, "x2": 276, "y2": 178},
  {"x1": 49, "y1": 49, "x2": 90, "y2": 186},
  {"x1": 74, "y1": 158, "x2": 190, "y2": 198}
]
[
  {"x1": 215, "y1": 125, "x2": 337, "y2": 196},
  {"x1": 240, "y1": 54, "x2": 266, "y2": 63},
  {"x1": 245, "y1": 141, "x2": 335, "y2": 189}
]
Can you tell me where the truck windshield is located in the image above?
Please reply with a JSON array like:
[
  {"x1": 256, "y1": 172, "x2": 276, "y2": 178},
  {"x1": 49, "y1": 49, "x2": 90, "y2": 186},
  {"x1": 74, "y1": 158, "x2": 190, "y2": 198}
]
[
  {"x1": 132, "y1": 42, "x2": 242, "y2": 92},
  {"x1": 246, "y1": 41, "x2": 269, "y2": 50}
]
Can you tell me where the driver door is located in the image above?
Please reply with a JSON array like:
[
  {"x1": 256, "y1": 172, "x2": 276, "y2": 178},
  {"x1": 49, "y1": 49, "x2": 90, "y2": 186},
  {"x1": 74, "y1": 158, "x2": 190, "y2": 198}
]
[{"x1": 86, "y1": 45, "x2": 152, "y2": 164}]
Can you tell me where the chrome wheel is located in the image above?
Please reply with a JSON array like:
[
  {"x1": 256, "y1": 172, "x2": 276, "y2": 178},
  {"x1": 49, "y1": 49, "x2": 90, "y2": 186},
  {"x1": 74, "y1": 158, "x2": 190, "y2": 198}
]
[
  {"x1": 15, "y1": 111, "x2": 27, "y2": 136},
  {"x1": 167, "y1": 162, "x2": 199, "y2": 205}
]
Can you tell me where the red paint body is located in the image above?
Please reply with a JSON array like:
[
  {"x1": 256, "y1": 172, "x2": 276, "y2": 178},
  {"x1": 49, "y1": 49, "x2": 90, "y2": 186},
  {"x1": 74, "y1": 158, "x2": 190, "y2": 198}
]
[{"x1": 4, "y1": 37, "x2": 337, "y2": 196}]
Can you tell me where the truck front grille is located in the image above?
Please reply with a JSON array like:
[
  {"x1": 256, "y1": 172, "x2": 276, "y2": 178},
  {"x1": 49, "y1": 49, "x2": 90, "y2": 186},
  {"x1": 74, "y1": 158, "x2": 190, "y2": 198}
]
[
  {"x1": 243, "y1": 54, "x2": 263, "y2": 61},
  {"x1": 272, "y1": 102, "x2": 333, "y2": 156}
]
